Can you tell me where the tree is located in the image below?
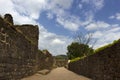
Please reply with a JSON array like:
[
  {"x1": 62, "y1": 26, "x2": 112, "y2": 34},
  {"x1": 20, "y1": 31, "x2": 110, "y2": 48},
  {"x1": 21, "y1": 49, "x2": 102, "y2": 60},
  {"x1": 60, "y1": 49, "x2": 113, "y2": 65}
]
[
  {"x1": 67, "y1": 32, "x2": 96, "y2": 59},
  {"x1": 73, "y1": 32, "x2": 96, "y2": 47},
  {"x1": 67, "y1": 42, "x2": 93, "y2": 59}
]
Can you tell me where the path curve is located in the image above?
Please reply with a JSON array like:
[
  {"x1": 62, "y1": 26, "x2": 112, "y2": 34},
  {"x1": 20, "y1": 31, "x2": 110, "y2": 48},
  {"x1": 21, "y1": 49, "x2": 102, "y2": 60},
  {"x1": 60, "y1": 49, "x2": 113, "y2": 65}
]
[{"x1": 22, "y1": 67, "x2": 91, "y2": 80}]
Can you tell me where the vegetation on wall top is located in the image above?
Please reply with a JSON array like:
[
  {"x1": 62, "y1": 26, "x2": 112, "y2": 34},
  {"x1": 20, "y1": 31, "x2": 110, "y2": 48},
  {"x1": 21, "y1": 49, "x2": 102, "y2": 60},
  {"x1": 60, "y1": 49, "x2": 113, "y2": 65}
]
[{"x1": 94, "y1": 40, "x2": 119, "y2": 53}]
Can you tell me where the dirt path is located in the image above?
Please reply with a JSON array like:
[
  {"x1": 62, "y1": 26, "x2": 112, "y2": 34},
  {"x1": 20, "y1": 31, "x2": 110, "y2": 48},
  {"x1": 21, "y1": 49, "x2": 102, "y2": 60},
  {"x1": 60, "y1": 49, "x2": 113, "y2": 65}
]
[{"x1": 22, "y1": 67, "x2": 91, "y2": 80}]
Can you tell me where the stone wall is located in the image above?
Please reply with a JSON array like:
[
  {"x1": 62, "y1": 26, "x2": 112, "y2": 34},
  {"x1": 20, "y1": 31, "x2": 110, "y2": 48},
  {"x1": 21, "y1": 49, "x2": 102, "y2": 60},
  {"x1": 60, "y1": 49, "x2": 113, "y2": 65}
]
[
  {"x1": 68, "y1": 40, "x2": 120, "y2": 80},
  {"x1": 0, "y1": 15, "x2": 38, "y2": 80},
  {"x1": 37, "y1": 50, "x2": 54, "y2": 70},
  {"x1": 15, "y1": 25, "x2": 39, "y2": 45},
  {"x1": 4, "y1": 14, "x2": 14, "y2": 25},
  {"x1": 0, "y1": 14, "x2": 53, "y2": 80}
]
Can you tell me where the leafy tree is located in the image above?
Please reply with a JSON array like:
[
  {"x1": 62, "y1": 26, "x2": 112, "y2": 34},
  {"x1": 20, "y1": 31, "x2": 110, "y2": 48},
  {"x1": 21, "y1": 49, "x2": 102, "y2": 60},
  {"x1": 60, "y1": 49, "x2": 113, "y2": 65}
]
[
  {"x1": 67, "y1": 32, "x2": 96, "y2": 60},
  {"x1": 67, "y1": 42, "x2": 93, "y2": 59}
]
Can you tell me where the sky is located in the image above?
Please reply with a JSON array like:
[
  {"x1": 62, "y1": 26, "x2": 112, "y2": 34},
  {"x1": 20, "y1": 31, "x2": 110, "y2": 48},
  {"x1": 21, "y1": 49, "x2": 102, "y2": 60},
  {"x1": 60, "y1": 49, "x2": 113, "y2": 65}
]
[{"x1": 0, "y1": 0, "x2": 120, "y2": 55}]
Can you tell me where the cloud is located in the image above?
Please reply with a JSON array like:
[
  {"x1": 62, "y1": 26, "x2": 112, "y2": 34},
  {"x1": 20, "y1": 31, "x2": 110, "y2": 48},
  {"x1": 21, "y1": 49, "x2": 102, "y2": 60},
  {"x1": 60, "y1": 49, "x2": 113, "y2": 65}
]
[
  {"x1": 48, "y1": 0, "x2": 73, "y2": 10},
  {"x1": 52, "y1": 38, "x2": 65, "y2": 45},
  {"x1": 12, "y1": 0, "x2": 47, "y2": 19},
  {"x1": 46, "y1": 13, "x2": 54, "y2": 19},
  {"x1": 109, "y1": 13, "x2": 120, "y2": 20},
  {"x1": 108, "y1": 27, "x2": 120, "y2": 32},
  {"x1": 45, "y1": 0, "x2": 73, "y2": 16},
  {"x1": 81, "y1": 0, "x2": 104, "y2": 10},
  {"x1": 78, "y1": 4, "x2": 83, "y2": 9},
  {"x1": 54, "y1": 0, "x2": 104, "y2": 32},
  {"x1": 38, "y1": 0, "x2": 81, "y2": 32},
  {"x1": 94, "y1": 31, "x2": 120, "y2": 49},
  {"x1": 116, "y1": 13, "x2": 120, "y2": 20},
  {"x1": 56, "y1": 16, "x2": 80, "y2": 31},
  {"x1": 93, "y1": 31, "x2": 103, "y2": 38},
  {"x1": 109, "y1": 16, "x2": 115, "y2": 19},
  {"x1": 85, "y1": 21, "x2": 110, "y2": 31},
  {"x1": 92, "y1": 0, "x2": 104, "y2": 10},
  {"x1": 92, "y1": 24, "x2": 120, "y2": 49},
  {"x1": 39, "y1": 26, "x2": 72, "y2": 55},
  {"x1": 0, "y1": 0, "x2": 47, "y2": 24}
]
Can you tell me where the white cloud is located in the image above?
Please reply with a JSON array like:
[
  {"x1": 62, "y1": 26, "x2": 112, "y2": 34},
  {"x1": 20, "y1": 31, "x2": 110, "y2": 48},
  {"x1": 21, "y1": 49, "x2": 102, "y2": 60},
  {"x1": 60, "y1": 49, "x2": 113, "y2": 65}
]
[
  {"x1": 109, "y1": 13, "x2": 120, "y2": 20},
  {"x1": 111, "y1": 24, "x2": 119, "y2": 27},
  {"x1": 48, "y1": 0, "x2": 73, "y2": 10},
  {"x1": 12, "y1": 0, "x2": 47, "y2": 19},
  {"x1": 52, "y1": 38, "x2": 65, "y2": 45},
  {"x1": 38, "y1": 0, "x2": 81, "y2": 32},
  {"x1": 78, "y1": 4, "x2": 83, "y2": 9},
  {"x1": 95, "y1": 32, "x2": 120, "y2": 49},
  {"x1": 47, "y1": 13, "x2": 54, "y2": 19},
  {"x1": 45, "y1": 0, "x2": 73, "y2": 17},
  {"x1": 81, "y1": 0, "x2": 90, "y2": 3},
  {"x1": 92, "y1": 0, "x2": 104, "y2": 10},
  {"x1": 93, "y1": 24, "x2": 120, "y2": 49},
  {"x1": 109, "y1": 16, "x2": 115, "y2": 19},
  {"x1": 0, "y1": 0, "x2": 47, "y2": 24},
  {"x1": 116, "y1": 13, "x2": 120, "y2": 20},
  {"x1": 0, "y1": 0, "x2": 15, "y2": 16},
  {"x1": 56, "y1": 16, "x2": 80, "y2": 31},
  {"x1": 82, "y1": 0, "x2": 104, "y2": 10},
  {"x1": 39, "y1": 26, "x2": 72, "y2": 55},
  {"x1": 86, "y1": 23, "x2": 97, "y2": 30},
  {"x1": 93, "y1": 31, "x2": 103, "y2": 38},
  {"x1": 108, "y1": 27, "x2": 120, "y2": 32},
  {"x1": 86, "y1": 21, "x2": 110, "y2": 31}
]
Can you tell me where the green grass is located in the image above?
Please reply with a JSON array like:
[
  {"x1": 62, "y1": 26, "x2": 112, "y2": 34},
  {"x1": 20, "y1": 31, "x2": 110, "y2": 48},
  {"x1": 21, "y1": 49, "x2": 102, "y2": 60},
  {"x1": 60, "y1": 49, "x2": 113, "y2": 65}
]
[
  {"x1": 70, "y1": 57, "x2": 80, "y2": 62},
  {"x1": 94, "y1": 40, "x2": 119, "y2": 53},
  {"x1": 70, "y1": 56, "x2": 86, "y2": 62}
]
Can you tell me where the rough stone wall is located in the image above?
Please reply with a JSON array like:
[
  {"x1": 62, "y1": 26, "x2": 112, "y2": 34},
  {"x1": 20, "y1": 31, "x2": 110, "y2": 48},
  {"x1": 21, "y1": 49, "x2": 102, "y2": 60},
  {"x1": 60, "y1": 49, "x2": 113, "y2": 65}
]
[
  {"x1": 0, "y1": 15, "x2": 38, "y2": 80},
  {"x1": 15, "y1": 25, "x2": 39, "y2": 45},
  {"x1": 37, "y1": 50, "x2": 54, "y2": 70},
  {"x1": 4, "y1": 14, "x2": 14, "y2": 25},
  {"x1": 0, "y1": 14, "x2": 51, "y2": 80},
  {"x1": 68, "y1": 40, "x2": 120, "y2": 80}
]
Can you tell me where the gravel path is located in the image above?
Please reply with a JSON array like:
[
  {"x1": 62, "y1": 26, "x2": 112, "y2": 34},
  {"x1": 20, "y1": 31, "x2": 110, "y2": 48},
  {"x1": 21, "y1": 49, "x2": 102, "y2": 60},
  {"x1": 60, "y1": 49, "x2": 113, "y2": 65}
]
[{"x1": 22, "y1": 67, "x2": 91, "y2": 80}]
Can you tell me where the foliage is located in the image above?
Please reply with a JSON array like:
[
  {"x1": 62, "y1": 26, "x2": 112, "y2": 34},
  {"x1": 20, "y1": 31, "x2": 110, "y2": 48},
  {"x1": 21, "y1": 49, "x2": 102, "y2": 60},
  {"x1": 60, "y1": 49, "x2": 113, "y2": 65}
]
[
  {"x1": 55, "y1": 55, "x2": 68, "y2": 59},
  {"x1": 67, "y1": 42, "x2": 94, "y2": 60},
  {"x1": 70, "y1": 56, "x2": 87, "y2": 62},
  {"x1": 70, "y1": 57, "x2": 80, "y2": 62},
  {"x1": 42, "y1": 49, "x2": 49, "y2": 53}
]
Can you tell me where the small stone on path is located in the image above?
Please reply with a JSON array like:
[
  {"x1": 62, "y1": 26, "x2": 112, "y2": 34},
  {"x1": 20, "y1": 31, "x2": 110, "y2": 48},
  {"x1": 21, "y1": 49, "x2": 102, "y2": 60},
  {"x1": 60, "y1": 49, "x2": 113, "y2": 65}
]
[{"x1": 37, "y1": 69, "x2": 50, "y2": 75}]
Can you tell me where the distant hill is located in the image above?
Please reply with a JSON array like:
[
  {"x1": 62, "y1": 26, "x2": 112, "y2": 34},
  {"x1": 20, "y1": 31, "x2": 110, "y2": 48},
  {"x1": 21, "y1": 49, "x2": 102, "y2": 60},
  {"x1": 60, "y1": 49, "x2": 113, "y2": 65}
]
[{"x1": 54, "y1": 55, "x2": 68, "y2": 59}]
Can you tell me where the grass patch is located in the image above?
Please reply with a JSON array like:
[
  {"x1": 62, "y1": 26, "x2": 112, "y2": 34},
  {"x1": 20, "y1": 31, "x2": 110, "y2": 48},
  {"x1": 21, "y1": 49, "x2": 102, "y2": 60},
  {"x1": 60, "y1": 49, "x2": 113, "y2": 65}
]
[
  {"x1": 70, "y1": 56, "x2": 86, "y2": 62},
  {"x1": 94, "y1": 40, "x2": 119, "y2": 53}
]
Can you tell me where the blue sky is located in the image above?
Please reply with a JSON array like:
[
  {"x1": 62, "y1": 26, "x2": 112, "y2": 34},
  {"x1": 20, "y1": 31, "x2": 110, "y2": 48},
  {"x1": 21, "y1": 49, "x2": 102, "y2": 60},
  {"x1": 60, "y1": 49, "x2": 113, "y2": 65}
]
[{"x1": 0, "y1": 0, "x2": 120, "y2": 55}]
